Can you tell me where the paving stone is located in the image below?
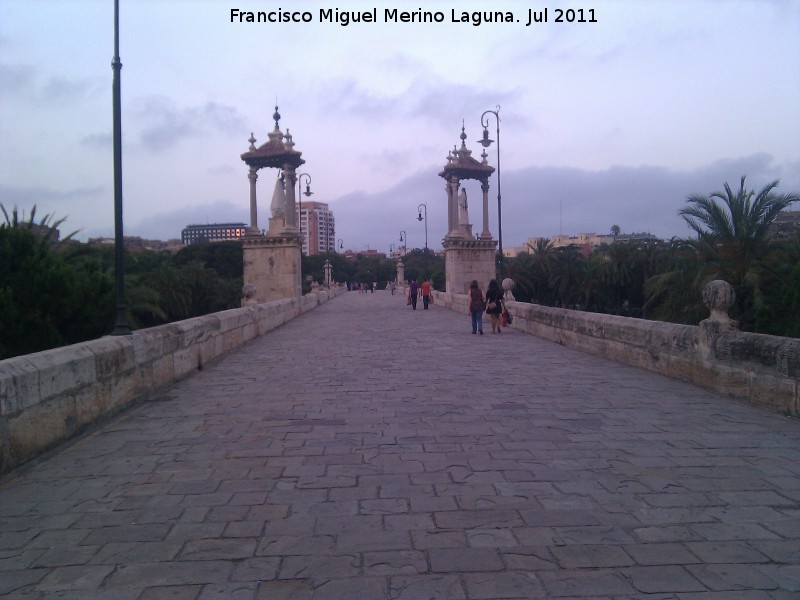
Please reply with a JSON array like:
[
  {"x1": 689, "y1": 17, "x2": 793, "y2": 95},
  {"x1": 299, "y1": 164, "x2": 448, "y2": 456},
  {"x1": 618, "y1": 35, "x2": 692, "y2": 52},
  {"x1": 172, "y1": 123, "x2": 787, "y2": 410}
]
[
  {"x1": 622, "y1": 565, "x2": 707, "y2": 593},
  {"x1": 539, "y1": 568, "x2": 637, "y2": 596},
  {"x1": 463, "y1": 571, "x2": 545, "y2": 598},
  {"x1": 687, "y1": 563, "x2": 780, "y2": 591},
  {"x1": 429, "y1": 547, "x2": 503, "y2": 572},
  {"x1": 551, "y1": 543, "x2": 635, "y2": 568},
  {"x1": 388, "y1": 574, "x2": 466, "y2": 599},
  {"x1": 362, "y1": 550, "x2": 428, "y2": 575}
]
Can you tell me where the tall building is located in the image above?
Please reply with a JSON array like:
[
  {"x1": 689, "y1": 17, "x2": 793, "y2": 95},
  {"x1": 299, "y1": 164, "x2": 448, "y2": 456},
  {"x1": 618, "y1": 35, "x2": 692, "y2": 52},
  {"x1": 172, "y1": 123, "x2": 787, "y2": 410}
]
[
  {"x1": 297, "y1": 201, "x2": 336, "y2": 255},
  {"x1": 181, "y1": 223, "x2": 247, "y2": 245}
]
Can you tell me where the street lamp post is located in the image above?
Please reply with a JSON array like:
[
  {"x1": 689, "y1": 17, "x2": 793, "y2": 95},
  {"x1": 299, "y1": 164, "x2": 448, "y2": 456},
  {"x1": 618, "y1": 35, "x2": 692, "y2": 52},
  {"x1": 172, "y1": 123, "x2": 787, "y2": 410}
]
[
  {"x1": 110, "y1": 0, "x2": 130, "y2": 335},
  {"x1": 399, "y1": 230, "x2": 407, "y2": 254},
  {"x1": 337, "y1": 238, "x2": 343, "y2": 253},
  {"x1": 297, "y1": 172, "x2": 312, "y2": 250},
  {"x1": 417, "y1": 203, "x2": 428, "y2": 281},
  {"x1": 479, "y1": 105, "x2": 503, "y2": 279}
]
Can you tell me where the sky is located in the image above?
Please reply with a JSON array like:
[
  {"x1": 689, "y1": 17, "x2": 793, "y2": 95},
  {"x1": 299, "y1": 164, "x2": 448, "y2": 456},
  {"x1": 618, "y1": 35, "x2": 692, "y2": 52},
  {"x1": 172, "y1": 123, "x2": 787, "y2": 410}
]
[{"x1": 1, "y1": 0, "x2": 798, "y2": 254}]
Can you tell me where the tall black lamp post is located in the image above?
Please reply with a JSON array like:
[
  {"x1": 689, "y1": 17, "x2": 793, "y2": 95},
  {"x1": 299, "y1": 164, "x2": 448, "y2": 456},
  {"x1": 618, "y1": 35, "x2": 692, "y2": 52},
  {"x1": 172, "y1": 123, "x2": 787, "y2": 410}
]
[
  {"x1": 110, "y1": 0, "x2": 131, "y2": 335},
  {"x1": 399, "y1": 230, "x2": 407, "y2": 254},
  {"x1": 417, "y1": 203, "x2": 428, "y2": 281},
  {"x1": 479, "y1": 105, "x2": 503, "y2": 279}
]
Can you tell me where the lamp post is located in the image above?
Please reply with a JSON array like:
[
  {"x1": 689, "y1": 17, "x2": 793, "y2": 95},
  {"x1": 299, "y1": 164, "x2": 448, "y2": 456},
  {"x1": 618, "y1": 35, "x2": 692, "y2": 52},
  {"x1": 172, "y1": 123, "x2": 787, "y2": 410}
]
[
  {"x1": 399, "y1": 230, "x2": 407, "y2": 254},
  {"x1": 297, "y1": 172, "x2": 312, "y2": 250},
  {"x1": 479, "y1": 105, "x2": 503, "y2": 279},
  {"x1": 417, "y1": 203, "x2": 428, "y2": 281},
  {"x1": 110, "y1": 0, "x2": 130, "y2": 335},
  {"x1": 389, "y1": 243, "x2": 395, "y2": 254},
  {"x1": 337, "y1": 238, "x2": 343, "y2": 253}
]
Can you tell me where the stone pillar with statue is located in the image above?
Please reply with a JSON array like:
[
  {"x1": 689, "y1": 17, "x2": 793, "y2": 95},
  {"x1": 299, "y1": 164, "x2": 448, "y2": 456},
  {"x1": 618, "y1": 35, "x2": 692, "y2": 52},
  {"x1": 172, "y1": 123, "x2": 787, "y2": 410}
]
[
  {"x1": 240, "y1": 105, "x2": 305, "y2": 304},
  {"x1": 439, "y1": 123, "x2": 498, "y2": 294}
]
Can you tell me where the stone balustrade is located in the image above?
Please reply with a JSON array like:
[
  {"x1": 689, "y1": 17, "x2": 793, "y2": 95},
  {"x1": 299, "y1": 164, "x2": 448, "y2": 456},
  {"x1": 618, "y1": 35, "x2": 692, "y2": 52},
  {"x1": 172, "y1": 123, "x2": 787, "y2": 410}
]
[
  {"x1": 432, "y1": 281, "x2": 799, "y2": 417},
  {"x1": 0, "y1": 287, "x2": 344, "y2": 475}
]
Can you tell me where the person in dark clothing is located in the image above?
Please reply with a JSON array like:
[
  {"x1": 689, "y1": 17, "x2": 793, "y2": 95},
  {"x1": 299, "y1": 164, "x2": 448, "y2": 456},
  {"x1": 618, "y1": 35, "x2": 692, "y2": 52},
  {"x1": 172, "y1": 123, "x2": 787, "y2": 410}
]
[
  {"x1": 468, "y1": 279, "x2": 485, "y2": 334},
  {"x1": 408, "y1": 278, "x2": 419, "y2": 310},
  {"x1": 485, "y1": 279, "x2": 504, "y2": 334}
]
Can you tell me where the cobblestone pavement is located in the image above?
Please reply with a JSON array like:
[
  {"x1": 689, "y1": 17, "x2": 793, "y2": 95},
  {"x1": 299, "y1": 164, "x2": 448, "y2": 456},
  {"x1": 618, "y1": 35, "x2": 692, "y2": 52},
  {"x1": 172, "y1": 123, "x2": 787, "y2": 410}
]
[{"x1": 1, "y1": 290, "x2": 799, "y2": 599}]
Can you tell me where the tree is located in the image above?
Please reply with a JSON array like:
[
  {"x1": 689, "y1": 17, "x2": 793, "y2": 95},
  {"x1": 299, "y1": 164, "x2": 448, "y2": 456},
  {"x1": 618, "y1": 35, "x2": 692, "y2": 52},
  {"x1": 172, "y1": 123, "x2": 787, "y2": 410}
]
[
  {"x1": 679, "y1": 177, "x2": 799, "y2": 328},
  {"x1": 0, "y1": 206, "x2": 112, "y2": 358}
]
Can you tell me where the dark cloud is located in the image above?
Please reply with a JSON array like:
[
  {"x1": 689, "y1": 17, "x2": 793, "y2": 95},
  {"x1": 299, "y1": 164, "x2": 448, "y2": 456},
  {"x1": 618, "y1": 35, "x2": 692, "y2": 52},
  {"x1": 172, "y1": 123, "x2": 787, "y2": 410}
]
[
  {"x1": 134, "y1": 97, "x2": 247, "y2": 152},
  {"x1": 128, "y1": 199, "x2": 247, "y2": 241},
  {"x1": 0, "y1": 61, "x2": 101, "y2": 103},
  {"x1": 80, "y1": 133, "x2": 112, "y2": 149},
  {"x1": 327, "y1": 153, "x2": 800, "y2": 252},
  {"x1": 0, "y1": 62, "x2": 34, "y2": 95}
]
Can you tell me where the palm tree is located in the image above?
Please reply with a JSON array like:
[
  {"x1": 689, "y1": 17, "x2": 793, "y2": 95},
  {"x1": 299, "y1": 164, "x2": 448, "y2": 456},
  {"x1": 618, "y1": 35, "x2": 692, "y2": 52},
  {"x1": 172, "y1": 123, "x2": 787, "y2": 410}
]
[{"x1": 679, "y1": 177, "x2": 798, "y2": 327}]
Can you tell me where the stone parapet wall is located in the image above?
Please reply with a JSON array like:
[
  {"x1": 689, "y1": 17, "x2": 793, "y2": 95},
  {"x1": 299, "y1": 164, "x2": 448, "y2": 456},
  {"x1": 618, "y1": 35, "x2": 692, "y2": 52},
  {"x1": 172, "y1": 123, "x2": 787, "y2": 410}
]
[
  {"x1": 0, "y1": 287, "x2": 345, "y2": 475},
  {"x1": 431, "y1": 290, "x2": 799, "y2": 416}
]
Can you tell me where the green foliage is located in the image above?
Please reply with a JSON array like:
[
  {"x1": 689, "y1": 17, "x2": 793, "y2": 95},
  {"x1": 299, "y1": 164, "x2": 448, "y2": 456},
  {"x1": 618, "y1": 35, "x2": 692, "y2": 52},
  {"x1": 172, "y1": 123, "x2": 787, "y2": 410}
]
[
  {"x1": 399, "y1": 248, "x2": 444, "y2": 288},
  {"x1": 0, "y1": 214, "x2": 113, "y2": 359},
  {"x1": 679, "y1": 177, "x2": 799, "y2": 329},
  {"x1": 503, "y1": 178, "x2": 798, "y2": 336}
]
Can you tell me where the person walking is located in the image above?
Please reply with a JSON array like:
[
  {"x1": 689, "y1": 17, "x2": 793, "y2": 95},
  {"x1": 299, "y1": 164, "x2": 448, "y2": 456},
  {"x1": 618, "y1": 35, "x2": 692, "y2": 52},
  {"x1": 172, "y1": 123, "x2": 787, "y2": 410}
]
[
  {"x1": 468, "y1": 279, "x2": 485, "y2": 335},
  {"x1": 408, "y1": 278, "x2": 419, "y2": 310},
  {"x1": 485, "y1": 278, "x2": 504, "y2": 333},
  {"x1": 420, "y1": 278, "x2": 432, "y2": 310}
]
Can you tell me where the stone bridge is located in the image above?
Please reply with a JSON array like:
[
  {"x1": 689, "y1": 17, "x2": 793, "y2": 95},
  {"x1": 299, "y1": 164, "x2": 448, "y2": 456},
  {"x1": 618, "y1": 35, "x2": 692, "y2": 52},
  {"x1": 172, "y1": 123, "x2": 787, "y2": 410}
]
[{"x1": 1, "y1": 290, "x2": 798, "y2": 598}]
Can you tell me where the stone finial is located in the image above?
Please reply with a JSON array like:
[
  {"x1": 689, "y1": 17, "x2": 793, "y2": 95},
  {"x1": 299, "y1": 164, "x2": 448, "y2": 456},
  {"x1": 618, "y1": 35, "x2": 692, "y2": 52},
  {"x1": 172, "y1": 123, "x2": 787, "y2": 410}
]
[
  {"x1": 248, "y1": 132, "x2": 256, "y2": 151},
  {"x1": 699, "y1": 279, "x2": 738, "y2": 359},
  {"x1": 242, "y1": 283, "x2": 257, "y2": 306},
  {"x1": 502, "y1": 278, "x2": 515, "y2": 302},
  {"x1": 273, "y1": 105, "x2": 281, "y2": 128},
  {"x1": 702, "y1": 280, "x2": 735, "y2": 325},
  {"x1": 284, "y1": 129, "x2": 295, "y2": 152}
]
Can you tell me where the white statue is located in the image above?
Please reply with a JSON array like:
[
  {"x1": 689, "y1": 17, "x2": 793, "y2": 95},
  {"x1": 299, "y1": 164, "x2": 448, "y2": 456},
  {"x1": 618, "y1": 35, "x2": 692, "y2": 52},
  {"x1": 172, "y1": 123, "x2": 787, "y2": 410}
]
[
  {"x1": 458, "y1": 187, "x2": 469, "y2": 226},
  {"x1": 270, "y1": 175, "x2": 286, "y2": 221}
]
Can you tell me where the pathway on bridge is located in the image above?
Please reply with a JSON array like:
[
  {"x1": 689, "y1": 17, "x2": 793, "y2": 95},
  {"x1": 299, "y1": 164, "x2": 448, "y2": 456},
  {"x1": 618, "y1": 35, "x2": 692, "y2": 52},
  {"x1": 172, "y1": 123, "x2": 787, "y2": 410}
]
[{"x1": 1, "y1": 290, "x2": 799, "y2": 599}]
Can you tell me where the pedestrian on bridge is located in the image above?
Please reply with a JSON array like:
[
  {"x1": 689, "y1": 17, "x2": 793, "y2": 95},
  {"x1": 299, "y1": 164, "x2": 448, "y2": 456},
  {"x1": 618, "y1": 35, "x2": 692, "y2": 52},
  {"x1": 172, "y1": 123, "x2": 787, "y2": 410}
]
[
  {"x1": 485, "y1": 278, "x2": 504, "y2": 334},
  {"x1": 420, "y1": 278, "x2": 432, "y2": 309},
  {"x1": 468, "y1": 279, "x2": 485, "y2": 335},
  {"x1": 408, "y1": 278, "x2": 419, "y2": 310}
]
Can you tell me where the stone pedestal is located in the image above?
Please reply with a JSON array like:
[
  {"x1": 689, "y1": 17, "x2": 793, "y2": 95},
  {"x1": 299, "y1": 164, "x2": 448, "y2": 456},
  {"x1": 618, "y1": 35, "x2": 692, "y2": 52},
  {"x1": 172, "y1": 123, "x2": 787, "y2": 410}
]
[
  {"x1": 242, "y1": 234, "x2": 302, "y2": 304},
  {"x1": 444, "y1": 238, "x2": 497, "y2": 294}
]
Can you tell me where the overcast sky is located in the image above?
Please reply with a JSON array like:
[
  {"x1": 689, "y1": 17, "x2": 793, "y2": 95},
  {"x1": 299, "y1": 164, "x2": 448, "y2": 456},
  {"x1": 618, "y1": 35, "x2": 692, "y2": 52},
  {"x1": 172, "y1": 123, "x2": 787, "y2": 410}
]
[{"x1": 1, "y1": 0, "x2": 798, "y2": 253}]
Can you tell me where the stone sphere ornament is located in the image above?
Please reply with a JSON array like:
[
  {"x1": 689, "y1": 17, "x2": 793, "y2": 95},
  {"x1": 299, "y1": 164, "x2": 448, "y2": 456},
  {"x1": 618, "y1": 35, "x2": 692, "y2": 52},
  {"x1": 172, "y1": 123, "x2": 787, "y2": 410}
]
[{"x1": 702, "y1": 280, "x2": 735, "y2": 324}]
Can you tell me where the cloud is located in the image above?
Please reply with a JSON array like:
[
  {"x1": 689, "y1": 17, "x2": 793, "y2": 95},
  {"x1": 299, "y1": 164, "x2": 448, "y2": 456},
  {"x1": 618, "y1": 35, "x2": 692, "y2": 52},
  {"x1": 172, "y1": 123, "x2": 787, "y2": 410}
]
[
  {"x1": 128, "y1": 199, "x2": 248, "y2": 241},
  {"x1": 80, "y1": 133, "x2": 112, "y2": 150},
  {"x1": 326, "y1": 153, "x2": 800, "y2": 252},
  {"x1": 133, "y1": 97, "x2": 248, "y2": 152},
  {"x1": 0, "y1": 61, "x2": 101, "y2": 104},
  {"x1": 0, "y1": 62, "x2": 34, "y2": 95}
]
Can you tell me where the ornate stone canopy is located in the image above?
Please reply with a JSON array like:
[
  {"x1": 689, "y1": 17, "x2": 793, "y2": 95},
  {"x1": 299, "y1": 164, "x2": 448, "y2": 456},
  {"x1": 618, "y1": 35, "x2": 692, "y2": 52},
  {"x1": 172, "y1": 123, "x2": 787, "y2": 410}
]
[
  {"x1": 439, "y1": 124, "x2": 495, "y2": 241},
  {"x1": 240, "y1": 105, "x2": 305, "y2": 237},
  {"x1": 241, "y1": 106, "x2": 305, "y2": 171},
  {"x1": 438, "y1": 125, "x2": 494, "y2": 183}
]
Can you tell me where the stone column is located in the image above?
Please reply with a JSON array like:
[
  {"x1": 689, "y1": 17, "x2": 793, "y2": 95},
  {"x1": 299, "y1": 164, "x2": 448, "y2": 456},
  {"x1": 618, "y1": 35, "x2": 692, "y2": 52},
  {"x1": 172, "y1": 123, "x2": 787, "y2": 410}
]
[
  {"x1": 248, "y1": 167, "x2": 259, "y2": 234},
  {"x1": 396, "y1": 259, "x2": 405, "y2": 285},
  {"x1": 480, "y1": 179, "x2": 491, "y2": 239},
  {"x1": 450, "y1": 177, "x2": 461, "y2": 236},
  {"x1": 324, "y1": 259, "x2": 332, "y2": 288},
  {"x1": 445, "y1": 181, "x2": 454, "y2": 234},
  {"x1": 282, "y1": 165, "x2": 297, "y2": 231}
]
